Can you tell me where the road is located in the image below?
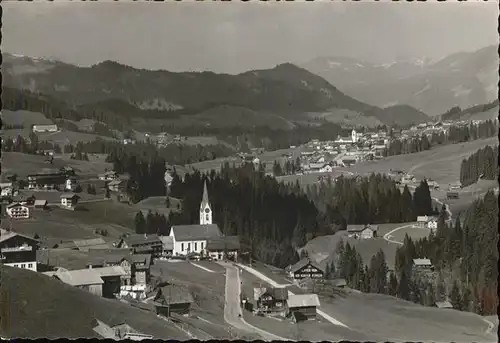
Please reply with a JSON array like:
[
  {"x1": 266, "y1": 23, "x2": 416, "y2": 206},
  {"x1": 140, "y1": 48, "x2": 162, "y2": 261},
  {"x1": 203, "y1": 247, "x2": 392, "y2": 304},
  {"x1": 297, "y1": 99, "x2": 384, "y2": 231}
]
[
  {"x1": 219, "y1": 262, "x2": 289, "y2": 341},
  {"x1": 236, "y1": 263, "x2": 349, "y2": 329}
]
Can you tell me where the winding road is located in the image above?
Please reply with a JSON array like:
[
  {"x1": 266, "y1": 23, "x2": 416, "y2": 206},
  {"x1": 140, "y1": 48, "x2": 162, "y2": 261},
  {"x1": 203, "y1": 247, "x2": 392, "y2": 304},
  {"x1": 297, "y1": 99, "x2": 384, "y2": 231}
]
[{"x1": 218, "y1": 262, "x2": 289, "y2": 341}]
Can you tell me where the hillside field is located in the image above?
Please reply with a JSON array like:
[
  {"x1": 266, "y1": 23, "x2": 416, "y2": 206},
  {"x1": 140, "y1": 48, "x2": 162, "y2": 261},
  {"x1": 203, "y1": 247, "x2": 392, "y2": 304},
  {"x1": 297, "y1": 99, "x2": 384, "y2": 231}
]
[
  {"x1": 338, "y1": 137, "x2": 497, "y2": 186},
  {"x1": 0, "y1": 266, "x2": 189, "y2": 339},
  {"x1": 2, "y1": 152, "x2": 112, "y2": 179},
  {"x1": 246, "y1": 263, "x2": 495, "y2": 343},
  {"x1": 2, "y1": 109, "x2": 54, "y2": 127}
]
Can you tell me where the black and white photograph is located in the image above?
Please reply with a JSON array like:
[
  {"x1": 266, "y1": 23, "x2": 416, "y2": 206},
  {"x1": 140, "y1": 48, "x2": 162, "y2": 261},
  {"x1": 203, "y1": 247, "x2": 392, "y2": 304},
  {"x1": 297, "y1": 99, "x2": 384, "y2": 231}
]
[{"x1": 1, "y1": 1, "x2": 498, "y2": 341}]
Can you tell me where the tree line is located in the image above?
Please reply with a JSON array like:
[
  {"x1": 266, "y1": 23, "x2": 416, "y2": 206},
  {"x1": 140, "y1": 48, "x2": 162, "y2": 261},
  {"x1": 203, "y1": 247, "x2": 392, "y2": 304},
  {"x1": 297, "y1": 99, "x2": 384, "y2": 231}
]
[
  {"x1": 394, "y1": 191, "x2": 498, "y2": 315},
  {"x1": 384, "y1": 120, "x2": 497, "y2": 157},
  {"x1": 459, "y1": 145, "x2": 498, "y2": 187},
  {"x1": 305, "y1": 176, "x2": 437, "y2": 225},
  {"x1": 272, "y1": 158, "x2": 302, "y2": 176}
]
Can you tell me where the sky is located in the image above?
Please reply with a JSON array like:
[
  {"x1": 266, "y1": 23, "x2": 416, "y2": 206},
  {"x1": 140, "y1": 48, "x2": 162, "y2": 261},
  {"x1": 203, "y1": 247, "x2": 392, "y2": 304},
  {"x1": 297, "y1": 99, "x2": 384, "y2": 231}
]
[{"x1": 3, "y1": 0, "x2": 499, "y2": 74}]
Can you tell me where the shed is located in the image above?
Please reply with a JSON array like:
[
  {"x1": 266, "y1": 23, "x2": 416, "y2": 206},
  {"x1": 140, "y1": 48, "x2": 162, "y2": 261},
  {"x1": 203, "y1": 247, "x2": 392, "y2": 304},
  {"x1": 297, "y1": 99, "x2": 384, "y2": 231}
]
[
  {"x1": 92, "y1": 266, "x2": 127, "y2": 298},
  {"x1": 154, "y1": 284, "x2": 194, "y2": 316},
  {"x1": 286, "y1": 294, "x2": 321, "y2": 321},
  {"x1": 53, "y1": 269, "x2": 104, "y2": 297},
  {"x1": 33, "y1": 199, "x2": 48, "y2": 209}
]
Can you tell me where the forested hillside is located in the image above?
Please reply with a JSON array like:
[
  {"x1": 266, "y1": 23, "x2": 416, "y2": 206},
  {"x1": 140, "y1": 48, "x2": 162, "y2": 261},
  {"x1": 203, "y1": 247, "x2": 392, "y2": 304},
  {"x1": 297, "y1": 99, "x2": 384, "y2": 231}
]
[
  {"x1": 459, "y1": 145, "x2": 498, "y2": 187},
  {"x1": 324, "y1": 191, "x2": 498, "y2": 315}
]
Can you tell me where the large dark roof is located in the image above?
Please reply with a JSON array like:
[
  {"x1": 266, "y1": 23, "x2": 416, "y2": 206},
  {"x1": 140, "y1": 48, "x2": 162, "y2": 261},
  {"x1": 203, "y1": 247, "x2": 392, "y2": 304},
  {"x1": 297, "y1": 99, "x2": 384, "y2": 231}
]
[
  {"x1": 123, "y1": 234, "x2": 161, "y2": 247},
  {"x1": 170, "y1": 224, "x2": 221, "y2": 241},
  {"x1": 156, "y1": 284, "x2": 194, "y2": 305},
  {"x1": 205, "y1": 236, "x2": 240, "y2": 251},
  {"x1": 287, "y1": 258, "x2": 325, "y2": 274}
]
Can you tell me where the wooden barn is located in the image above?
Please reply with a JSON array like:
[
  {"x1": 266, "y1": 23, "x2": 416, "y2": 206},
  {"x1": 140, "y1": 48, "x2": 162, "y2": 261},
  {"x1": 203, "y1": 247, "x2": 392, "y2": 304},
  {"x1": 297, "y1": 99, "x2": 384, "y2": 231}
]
[
  {"x1": 286, "y1": 294, "x2": 321, "y2": 322},
  {"x1": 154, "y1": 284, "x2": 194, "y2": 317}
]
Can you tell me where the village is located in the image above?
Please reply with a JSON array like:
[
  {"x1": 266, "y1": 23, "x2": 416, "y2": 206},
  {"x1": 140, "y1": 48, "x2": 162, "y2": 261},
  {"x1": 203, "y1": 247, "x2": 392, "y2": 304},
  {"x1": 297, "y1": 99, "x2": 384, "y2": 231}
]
[{"x1": 0, "y1": 163, "x2": 450, "y2": 340}]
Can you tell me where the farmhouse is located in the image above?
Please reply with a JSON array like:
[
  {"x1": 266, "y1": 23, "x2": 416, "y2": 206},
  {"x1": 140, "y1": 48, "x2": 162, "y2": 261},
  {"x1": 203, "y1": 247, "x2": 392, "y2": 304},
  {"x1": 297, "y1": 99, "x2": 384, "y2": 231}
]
[
  {"x1": 346, "y1": 224, "x2": 378, "y2": 239},
  {"x1": 6, "y1": 203, "x2": 30, "y2": 219},
  {"x1": 154, "y1": 284, "x2": 194, "y2": 317},
  {"x1": 286, "y1": 294, "x2": 321, "y2": 322},
  {"x1": 205, "y1": 235, "x2": 240, "y2": 261},
  {"x1": 253, "y1": 287, "x2": 288, "y2": 314},
  {"x1": 27, "y1": 172, "x2": 66, "y2": 190},
  {"x1": 129, "y1": 254, "x2": 152, "y2": 285},
  {"x1": 427, "y1": 219, "x2": 438, "y2": 232},
  {"x1": 86, "y1": 252, "x2": 133, "y2": 286},
  {"x1": 32, "y1": 124, "x2": 58, "y2": 133},
  {"x1": 286, "y1": 258, "x2": 325, "y2": 280},
  {"x1": 0, "y1": 229, "x2": 39, "y2": 272},
  {"x1": 60, "y1": 193, "x2": 80, "y2": 209},
  {"x1": 412, "y1": 258, "x2": 434, "y2": 272},
  {"x1": 48, "y1": 268, "x2": 104, "y2": 297},
  {"x1": 116, "y1": 234, "x2": 162, "y2": 258}
]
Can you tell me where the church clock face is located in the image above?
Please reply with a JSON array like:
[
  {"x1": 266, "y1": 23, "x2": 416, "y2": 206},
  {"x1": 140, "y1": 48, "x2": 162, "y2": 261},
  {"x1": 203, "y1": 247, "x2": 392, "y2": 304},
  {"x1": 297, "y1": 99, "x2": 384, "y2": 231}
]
[{"x1": 205, "y1": 208, "x2": 210, "y2": 213}]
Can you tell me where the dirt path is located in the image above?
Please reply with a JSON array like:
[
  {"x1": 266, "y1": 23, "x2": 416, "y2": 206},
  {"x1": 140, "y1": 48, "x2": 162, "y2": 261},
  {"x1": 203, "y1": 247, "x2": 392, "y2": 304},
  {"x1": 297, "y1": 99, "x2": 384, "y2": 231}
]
[
  {"x1": 219, "y1": 262, "x2": 288, "y2": 341},
  {"x1": 382, "y1": 224, "x2": 414, "y2": 245}
]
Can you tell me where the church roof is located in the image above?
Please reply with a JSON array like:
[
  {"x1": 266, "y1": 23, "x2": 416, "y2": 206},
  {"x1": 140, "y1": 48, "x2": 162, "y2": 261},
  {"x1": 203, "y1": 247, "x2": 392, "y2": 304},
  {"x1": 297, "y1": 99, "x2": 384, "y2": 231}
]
[{"x1": 171, "y1": 224, "x2": 222, "y2": 241}]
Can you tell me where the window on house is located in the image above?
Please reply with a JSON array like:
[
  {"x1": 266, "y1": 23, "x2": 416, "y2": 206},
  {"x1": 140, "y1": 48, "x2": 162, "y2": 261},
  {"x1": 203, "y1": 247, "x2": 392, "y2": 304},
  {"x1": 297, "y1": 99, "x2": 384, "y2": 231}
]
[
  {"x1": 194, "y1": 242, "x2": 197, "y2": 251},
  {"x1": 201, "y1": 242, "x2": 204, "y2": 250},
  {"x1": 187, "y1": 243, "x2": 191, "y2": 251},
  {"x1": 181, "y1": 243, "x2": 184, "y2": 251},
  {"x1": 21, "y1": 264, "x2": 26, "y2": 268},
  {"x1": 28, "y1": 263, "x2": 33, "y2": 269}
]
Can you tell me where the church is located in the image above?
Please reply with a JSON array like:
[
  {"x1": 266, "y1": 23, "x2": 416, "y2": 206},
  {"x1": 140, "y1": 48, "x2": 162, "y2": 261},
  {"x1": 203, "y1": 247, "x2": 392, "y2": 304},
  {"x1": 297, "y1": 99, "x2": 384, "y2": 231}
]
[{"x1": 168, "y1": 180, "x2": 240, "y2": 260}]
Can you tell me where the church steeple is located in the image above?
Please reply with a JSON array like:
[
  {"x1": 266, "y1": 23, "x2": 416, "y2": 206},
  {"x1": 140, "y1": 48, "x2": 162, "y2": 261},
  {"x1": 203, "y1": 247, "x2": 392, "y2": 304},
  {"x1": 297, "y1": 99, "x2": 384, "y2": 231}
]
[{"x1": 200, "y1": 180, "x2": 212, "y2": 225}]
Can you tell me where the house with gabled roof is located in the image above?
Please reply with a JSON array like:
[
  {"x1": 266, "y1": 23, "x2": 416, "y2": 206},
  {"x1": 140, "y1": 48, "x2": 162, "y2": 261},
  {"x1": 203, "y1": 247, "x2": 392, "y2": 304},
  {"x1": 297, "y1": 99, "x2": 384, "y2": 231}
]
[
  {"x1": 116, "y1": 234, "x2": 162, "y2": 258},
  {"x1": 205, "y1": 235, "x2": 240, "y2": 261},
  {"x1": 253, "y1": 287, "x2": 288, "y2": 313},
  {"x1": 154, "y1": 283, "x2": 194, "y2": 317},
  {"x1": 286, "y1": 294, "x2": 321, "y2": 321},
  {"x1": 60, "y1": 193, "x2": 80, "y2": 210},
  {"x1": 1, "y1": 228, "x2": 39, "y2": 271},
  {"x1": 47, "y1": 268, "x2": 104, "y2": 297},
  {"x1": 286, "y1": 258, "x2": 325, "y2": 281},
  {"x1": 5, "y1": 202, "x2": 30, "y2": 219},
  {"x1": 346, "y1": 224, "x2": 378, "y2": 239}
]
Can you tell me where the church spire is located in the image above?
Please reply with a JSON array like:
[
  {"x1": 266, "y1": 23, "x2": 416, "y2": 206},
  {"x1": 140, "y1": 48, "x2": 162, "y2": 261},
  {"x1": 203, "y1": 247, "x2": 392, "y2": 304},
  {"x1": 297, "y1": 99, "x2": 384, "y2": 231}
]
[{"x1": 201, "y1": 180, "x2": 209, "y2": 206}]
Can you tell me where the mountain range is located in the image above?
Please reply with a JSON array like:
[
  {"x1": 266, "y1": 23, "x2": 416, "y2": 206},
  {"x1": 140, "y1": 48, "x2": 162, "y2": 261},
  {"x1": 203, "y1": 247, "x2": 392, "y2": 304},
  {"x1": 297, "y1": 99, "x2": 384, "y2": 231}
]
[
  {"x1": 300, "y1": 45, "x2": 498, "y2": 117},
  {"x1": 2, "y1": 53, "x2": 431, "y2": 129}
]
